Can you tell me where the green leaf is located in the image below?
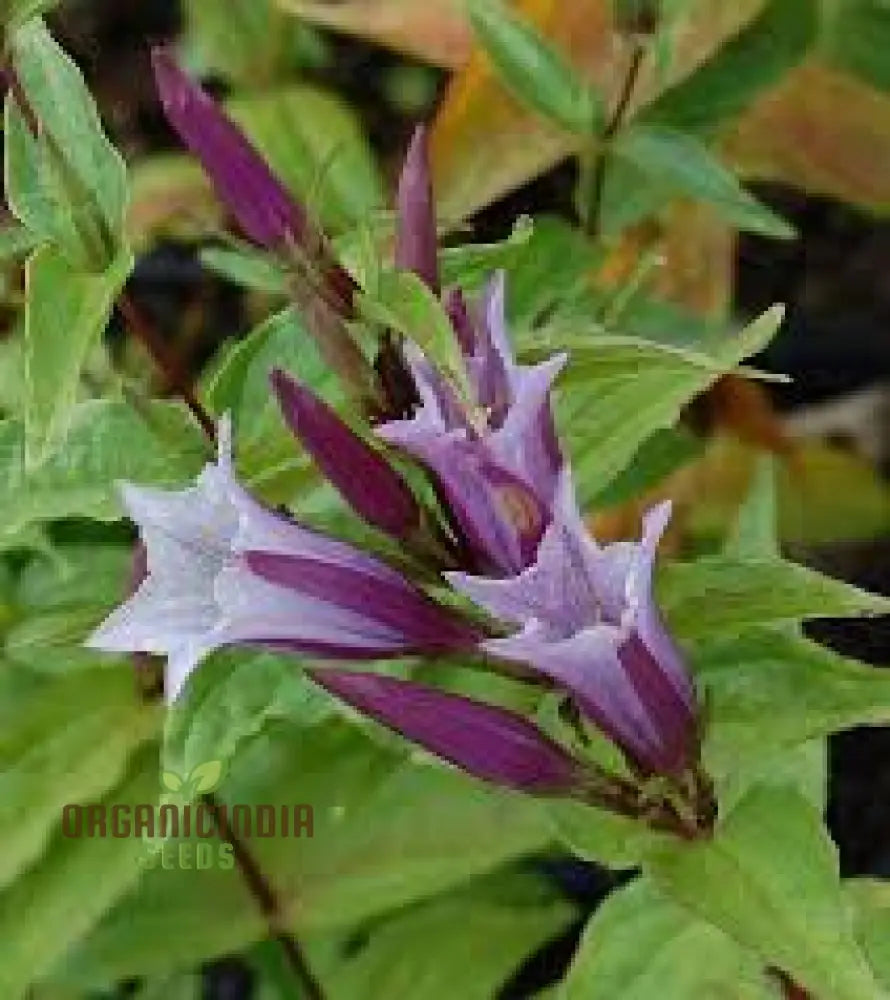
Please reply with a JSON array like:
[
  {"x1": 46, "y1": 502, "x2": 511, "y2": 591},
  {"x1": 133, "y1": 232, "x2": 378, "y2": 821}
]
[
  {"x1": 0, "y1": 743, "x2": 161, "y2": 1000},
  {"x1": 466, "y1": 0, "x2": 600, "y2": 134},
  {"x1": 199, "y1": 245, "x2": 288, "y2": 295},
  {"x1": 0, "y1": 222, "x2": 40, "y2": 261},
  {"x1": 360, "y1": 269, "x2": 472, "y2": 402},
  {"x1": 645, "y1": 0, "x2": 819, "y2": 132},
  {"x1": 324, "y1": 872, "x2": 575, "y2": 999},
  {"x1": 203, "y1": 306, "x2": 337, "y2": 500},
  {"x1": 646, "y1": 787, "x2": 883, "y2": 1000},
  {"x1": 439, "y1": 214, "x2": 535, "y2": 294},
  {"x1": 726, "y1": 455, "x2": 780, "y2": 559},
  {"x1": 162, "y1": 649, "x2": 333, "y2": 780},
  {"x1": 696, "y1": 629, "x2": 890, "y2": 772},
  {"x1": 59, "y1": 722, "x2": 553, "y2": 984},
  {"x1": 848, "y1": 879, "x2": 890, "y2": 989},
  {"x1": 614, "y1": 124, "x2": 795, "y2": 239},
  {"x1": 0, "y1": 667, "x2": 157, "y2": 896},
  {"x1": 552, "y1": 306, "x2": 784, "y2": 500},
  {"x1": 4, "y1": 0, "x2": 60, "y2": 30},
  {"x1": 717, "y1": 739, "x2": 828, "y2": 816},
  {"x1": 183, "y1": 0, "x2": 316, "y2": 85},
  {"x1": 0, "y1": 400, "x2": 206, "y2": 540},
  {"x1": 564, "y1": 877, "x2": 776, "y2": 999},
  {"x1": 822, "y1": 0, "x2": 890, "y2": 92},
  {"x1": 23, "y1": 245, "x2": 134, "y2": 469},
  {"x1": 9, "y1": 20, "x2": 128, "y2": 258},
  {"x1": 545, "y1": 798, "x2": 668, "y2": 871},
  {"x1": 592, "y1": 427, "x2": 702, "y2": 509},
  {"x1": 227, "y1": 85, "x2": 383, "y2": 232},
  {"x1": 659, "y1": 555, "x2": 889, "y2": 641}
]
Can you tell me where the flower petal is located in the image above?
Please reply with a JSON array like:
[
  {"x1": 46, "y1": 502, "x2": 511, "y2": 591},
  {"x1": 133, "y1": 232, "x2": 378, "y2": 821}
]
[
  {"x1": 483, "y1": 623, "x2": 669, "y2": 774},
  {"x1": 243, "y1": 551, "x2": 477, "y2": 652}
]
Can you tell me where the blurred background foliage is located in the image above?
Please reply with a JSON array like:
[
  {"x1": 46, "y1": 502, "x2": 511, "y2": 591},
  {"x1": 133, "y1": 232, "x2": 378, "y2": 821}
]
[{"x1": 0, "y1": 1, "x2": 888, "y2": 998}]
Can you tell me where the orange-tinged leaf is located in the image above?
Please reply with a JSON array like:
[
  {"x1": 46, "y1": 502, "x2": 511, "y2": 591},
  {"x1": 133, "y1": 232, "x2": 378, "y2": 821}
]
[
  {"x1": 275, "y1": 0, "x2": 471, "y2": 68},
  {"x1": 654, "y1": 201, "x2": 736, "y2": 318},
  {"x1": 725, "y1": 59, "x2": 890, "y2": 215},
  {"x1": 432, "y1": 0, "x2": 765, "y2": 221}
]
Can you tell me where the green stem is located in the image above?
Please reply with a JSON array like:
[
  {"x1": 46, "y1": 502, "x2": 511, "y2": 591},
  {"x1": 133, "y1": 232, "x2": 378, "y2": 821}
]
[{"x1": 582, "y1": 42, "x2": 647, "y2": 239}]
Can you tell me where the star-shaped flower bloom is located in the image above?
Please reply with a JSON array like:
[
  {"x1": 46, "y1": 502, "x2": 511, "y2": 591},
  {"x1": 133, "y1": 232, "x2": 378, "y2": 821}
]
[
  {"x1": 447, "y1": 473, "x2": 698, "y2": 777},
  {"x1": 378, "y1": 272, "x2": 566, "y2": 576},
  {"x1": 88, "y1": 420, "x2": 477, "y2": 703}
]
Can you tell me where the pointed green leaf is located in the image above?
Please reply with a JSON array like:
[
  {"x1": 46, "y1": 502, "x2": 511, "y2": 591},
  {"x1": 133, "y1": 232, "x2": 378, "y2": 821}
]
[
  {"x1": 614, "y1": 125, "x2": 795, "y2": 239},
  {"x1": 660, "y1": 556, "x2": 888, "y2": 641},
  {"x1": 466, "y1": 0, "x2": 600, "y2": 134},
  {"x1": 0, "y1": 744, "x2": 161, "y2": 1000},
  {"x1": 24, "y1": 245, "x2": 133, "y2": 469},
  {"x1": 698, "y1": 629, "x2": 890, "y2": 771},
  {"x1": 564, "y1": 878, "x2": 776, "y2": 999},
  {"x1": 645, "y1": 0, "x2": 819, "y2": 132},
  {"x1": 0, "y1": 400, "x2": 205, "y2": 541},
  {"x1": 0, "y1": 668, "x2": 157, "y2": 895},
  {"x1": 10, "y1": 20, "x2": 128, "y2": 256},
  {"x1": 646, "y1": 787, "x2": 884, "y2": 1000}
]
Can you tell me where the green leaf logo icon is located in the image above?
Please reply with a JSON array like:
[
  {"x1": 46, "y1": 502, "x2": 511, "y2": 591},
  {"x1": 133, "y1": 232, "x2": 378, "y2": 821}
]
[{"x1": 160, "y1": 760, "x2": 223, "y2": 798}]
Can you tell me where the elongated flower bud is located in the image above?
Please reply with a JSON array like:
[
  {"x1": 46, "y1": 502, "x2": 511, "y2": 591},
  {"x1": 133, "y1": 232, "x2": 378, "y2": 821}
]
[
  {"x1": 395, "y1": 125, "x2": 439, "y2": 293},
  {"x1": 152, "y1": 48, "x2": 308, "y2": 250},
  {"x1": 311, "y1": 670, "x2": 583, "y2": 796},
  {"x1": 271, "y1": 369, "x2": 421, "y2": 541}
]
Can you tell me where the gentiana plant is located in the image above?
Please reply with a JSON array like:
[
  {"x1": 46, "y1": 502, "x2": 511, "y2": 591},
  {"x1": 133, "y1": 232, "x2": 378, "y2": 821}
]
[{"x1": 1, "y1": 5, "x2": 890, "y2": 1000}]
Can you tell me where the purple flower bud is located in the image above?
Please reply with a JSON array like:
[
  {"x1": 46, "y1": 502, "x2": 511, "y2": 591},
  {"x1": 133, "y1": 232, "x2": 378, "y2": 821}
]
[
  {"x1": 449, "y1": 474, "x2": 698, "y2": 777},
  {"x1": 151, "y1": 48, "x2": 309, "y2": 250},
  {"x1": 395, "y1": 125, "x2": 439, "y2": 293},
  {"x1": 271, "y1": 369, "x2": 421, "y2": 542},
  {"x1": 311, "y1": 669, "x2": 583, "y2": 796},
  {"x1": 87, "y1": 417, "x2": 475, "y2": 703}
]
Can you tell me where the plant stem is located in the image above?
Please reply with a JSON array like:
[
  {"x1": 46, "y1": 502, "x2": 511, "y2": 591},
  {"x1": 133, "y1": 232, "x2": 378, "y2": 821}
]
[
  {"x1": 118, "y1": 293, "x2": 217, "y2": 443},
  {"x1": 202, "y1": 793, "x2": 326, "y2": 1000},
  {"x1": 583, "y1": 41, "x2": 647, "y2": 239}
]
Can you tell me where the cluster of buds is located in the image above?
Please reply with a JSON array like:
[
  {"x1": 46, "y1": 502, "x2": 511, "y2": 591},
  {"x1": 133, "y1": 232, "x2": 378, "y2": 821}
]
[{"x1": 90, "y1": 52, "x2": 714, "y2": 839}]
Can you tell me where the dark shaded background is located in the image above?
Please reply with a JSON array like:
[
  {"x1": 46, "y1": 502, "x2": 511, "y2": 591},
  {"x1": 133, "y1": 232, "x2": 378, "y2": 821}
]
[{"x1": 38, "y1": 1, "x2": 890, "y2": 995}]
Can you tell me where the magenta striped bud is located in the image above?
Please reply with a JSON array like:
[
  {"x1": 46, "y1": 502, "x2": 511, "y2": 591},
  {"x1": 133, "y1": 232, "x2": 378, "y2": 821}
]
[
  {"x1": 311, "y1": 670, "x2": 583, "y2": 796},
  {"x1": 271, "y1": 369, "x2": 421, "y2": 542}
]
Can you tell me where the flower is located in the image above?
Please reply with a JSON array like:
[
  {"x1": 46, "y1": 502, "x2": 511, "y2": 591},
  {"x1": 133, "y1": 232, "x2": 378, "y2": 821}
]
[
  {"x1": 88, "y1": 419, "x2": 477, "y2": 703},
  {"x1": 378, "y1": 272, "x2": 566, "y2": 575},
  {"x1": 311, "y1": 669, "x2": 584, "y2": 796},
  {"x1": 270, "y1": 369, "x2": 421, "y2": 542},
  {"x1": 447, "y1": 473, "x2": 697, "y2": 777}
]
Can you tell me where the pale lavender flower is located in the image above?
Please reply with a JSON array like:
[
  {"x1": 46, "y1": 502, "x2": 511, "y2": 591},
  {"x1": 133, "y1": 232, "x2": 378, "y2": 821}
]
[
  {"x1": 378, "y1": 272, "x2": 565, "y2": 575},
  {"x1": 448, "y1": 473, "x2": 697, "y2": 777},
  {"x1": 88, "y1": 419, "x2": 476, "y2": 703},
  {"x1": 311, "y1": 669, "x2": 584, "y2": 796}
]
